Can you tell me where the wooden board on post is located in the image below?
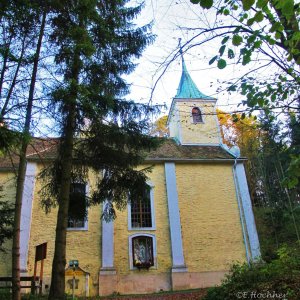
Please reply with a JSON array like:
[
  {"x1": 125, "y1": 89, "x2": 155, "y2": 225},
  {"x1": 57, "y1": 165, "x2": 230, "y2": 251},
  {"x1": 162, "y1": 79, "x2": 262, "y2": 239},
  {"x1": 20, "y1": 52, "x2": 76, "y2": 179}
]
[{"x1": 33, "y1": 243, "x2": 47, "y2": 295}]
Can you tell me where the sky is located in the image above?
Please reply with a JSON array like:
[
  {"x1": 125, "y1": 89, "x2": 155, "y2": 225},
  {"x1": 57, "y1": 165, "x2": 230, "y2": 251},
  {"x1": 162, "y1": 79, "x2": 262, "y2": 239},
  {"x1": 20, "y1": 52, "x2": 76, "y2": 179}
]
[{"x1": 126, "y1": 0, "x2": 251, "y2": 117}]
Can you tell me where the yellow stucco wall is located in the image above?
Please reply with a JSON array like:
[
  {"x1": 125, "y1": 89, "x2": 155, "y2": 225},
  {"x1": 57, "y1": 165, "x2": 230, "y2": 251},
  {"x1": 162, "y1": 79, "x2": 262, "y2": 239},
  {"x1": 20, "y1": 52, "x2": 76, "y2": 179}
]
[
  {"x1": 169, "y1": 107, "x2": 180, "y2": 142},
  {"x1": 26, "y1": 165, "x2": 101, "y2": 296},
  {"x1": 0, "y1": 172, "x2": 16, "y2": 276},
  {"x1": 114, "y1": 163, "x2": 172, "y2": 275},
  {"x1": 176, "y1": 163, "x2": 246, "y2": 272},
  {"x1": 171, "y1": 100, "x2": 220, "y2": 145},
  {"x1": 0, "y1": 160, "x2": 248, "y2": 295}
]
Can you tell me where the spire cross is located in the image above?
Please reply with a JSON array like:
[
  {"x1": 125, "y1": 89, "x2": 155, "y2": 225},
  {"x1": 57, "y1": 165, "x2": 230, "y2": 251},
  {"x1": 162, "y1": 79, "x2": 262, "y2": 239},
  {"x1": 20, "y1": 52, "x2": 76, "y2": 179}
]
[{"x1": 178, "y1": 38, "x2": 184, "y2": 65}]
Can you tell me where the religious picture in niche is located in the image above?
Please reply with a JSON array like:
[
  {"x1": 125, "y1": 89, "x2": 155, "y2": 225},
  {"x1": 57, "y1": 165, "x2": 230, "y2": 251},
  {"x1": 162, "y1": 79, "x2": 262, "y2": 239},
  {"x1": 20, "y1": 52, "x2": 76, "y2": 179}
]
[{"x1": 132, "y1": 236, "x2": 154, "y2": 269}]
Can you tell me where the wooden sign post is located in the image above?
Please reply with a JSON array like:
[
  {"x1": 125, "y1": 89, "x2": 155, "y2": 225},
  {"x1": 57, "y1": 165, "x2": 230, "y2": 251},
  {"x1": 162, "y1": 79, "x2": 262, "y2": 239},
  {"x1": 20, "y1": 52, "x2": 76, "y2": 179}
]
[{"x1": 34, "y1": 243, "x2": 47, "y2": 295}]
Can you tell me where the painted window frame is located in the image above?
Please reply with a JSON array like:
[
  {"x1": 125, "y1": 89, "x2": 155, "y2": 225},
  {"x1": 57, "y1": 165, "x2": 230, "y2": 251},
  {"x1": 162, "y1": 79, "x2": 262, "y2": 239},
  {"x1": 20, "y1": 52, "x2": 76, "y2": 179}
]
[
  {"x1": 128, "y1": 233, "x2": 157, "y2": 270},
  {"x1": 67, "y1": 183, "x2": 89, "y2": 231},
  {"x1": 191, "y1": 106, "x2": 204, "y2": 124},
  {"x1": 127, "y1": 182, "x2": 156, "y2": 231}
]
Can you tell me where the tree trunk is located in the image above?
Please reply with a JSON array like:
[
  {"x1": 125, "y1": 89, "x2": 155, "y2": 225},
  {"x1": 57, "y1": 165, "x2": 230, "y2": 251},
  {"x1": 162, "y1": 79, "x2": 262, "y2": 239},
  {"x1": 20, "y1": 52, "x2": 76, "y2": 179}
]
[
  {"x1": 48, "y1": 40, "x2": 81, "y2": 300},
  {"x1": 47, "y1": 109, "x2": 76, "y2": 300},
  {"x1": 12, "y1": 11, "x2": 46, "y2": 300}
]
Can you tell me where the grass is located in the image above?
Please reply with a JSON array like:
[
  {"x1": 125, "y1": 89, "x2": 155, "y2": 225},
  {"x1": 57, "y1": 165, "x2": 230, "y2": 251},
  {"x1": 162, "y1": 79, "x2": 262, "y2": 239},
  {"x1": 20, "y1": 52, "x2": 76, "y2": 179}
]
[
  {"x1": 0, "y1": 288, "x2": 207, "y2": 300},
  {"x1": 0, "y1": 287, "x2": 207, "y2": 300}
]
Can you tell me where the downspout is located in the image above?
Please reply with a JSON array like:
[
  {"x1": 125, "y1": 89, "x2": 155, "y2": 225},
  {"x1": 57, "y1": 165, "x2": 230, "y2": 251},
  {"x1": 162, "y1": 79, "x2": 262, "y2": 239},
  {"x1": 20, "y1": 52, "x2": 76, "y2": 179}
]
[{"x1": 233, "y1": 158, "x2": 251, "y2": 264}]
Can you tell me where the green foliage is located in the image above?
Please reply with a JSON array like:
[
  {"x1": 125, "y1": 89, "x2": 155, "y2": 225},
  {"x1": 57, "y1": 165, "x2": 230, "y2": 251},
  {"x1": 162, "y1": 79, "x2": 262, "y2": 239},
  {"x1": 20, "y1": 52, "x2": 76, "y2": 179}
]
[
  {"x1": 0, "y1": 196, "x2": 14, "y2": 251},
  {"x1": 0, "y1": 127, "x2": 20, "y2": 153},
  {"x1": 232, "y1": 34, "x2": 243, "y2": 46},
  {"x1": 190, "y1": 0, "x2": 213, "y2": 9},
  {"x1": 242, "y1": 0, "x2": 255, "y2": 11},
  {"x1": 0, "y1": 289, "x2": 11, "y2": 300},
  {"x1": 255, "y1": 207, "x2": 300, "y2": 261},
  {"x1": 38, "y1": 0, "x2": 161, "y2": 220},
  {"x1": 203, "y1": 245, "x2": 300, "y2": 300},
  {"x1": 217, "y1": 58, "x2": 227, "y2": 69},
  {"x1": 190, "y1": 0, "x2": 300, "y2": 101},
  {"x1": 282, "y1": 113, "x2": 300, "y2": 188},
  {"x1": 190, "y1": 0, "x2": 300, "y2": 188},
  {"x1": 218, "y1": 110, "x2": 300, "y2": 258},
  {"x1": 200, "y1": 0, "x2": 214, "y2": 9},
  {"x1": 150, "y1": 115, "x2": 169, "y2": 137}
]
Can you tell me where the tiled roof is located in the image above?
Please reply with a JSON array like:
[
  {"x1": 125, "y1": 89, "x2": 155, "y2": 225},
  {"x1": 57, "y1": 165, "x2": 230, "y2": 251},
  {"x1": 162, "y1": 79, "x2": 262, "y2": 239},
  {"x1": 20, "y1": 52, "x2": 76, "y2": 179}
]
[
  {"x1": 175, "y1": 58, "x2": 215, "y2": 100},
  {"x1": 146, "y1": 139, "x2": 234, "y2": 161},
  {"x1": 0, "y1": 138, "x2": 59, "y2": 170},
  {"x1": 0, "y1": 138, "x2": 236, "y2": 171}
]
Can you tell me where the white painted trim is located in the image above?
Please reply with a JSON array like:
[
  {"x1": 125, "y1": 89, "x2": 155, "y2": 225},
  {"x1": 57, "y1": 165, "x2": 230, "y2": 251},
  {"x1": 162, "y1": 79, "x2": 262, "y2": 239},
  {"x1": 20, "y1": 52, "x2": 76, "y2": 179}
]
[
  {"x1": 177, "y1": 108, "x2": 183, "y2": 144},
  {"x1": 232, "y1": 164, "x2": 251, "y2": 263},
  {"x1": 128, "y1": 182, "x2": 156, "y2": 231},
  {"x1": 234, "y1": 162, "x2": 261, "y2": 261},
  {"x1": 128, "y1": 233, "x2": 157, "y2": 270},
  {"x1": 174, "y1": 98, "x2": 217, "y2": 102},
  {"x1": 101, "y1": 201, "x2": 115, "y2": 270},
  {"x1": 214, "y1": 106, "x2": 223, "y2": 145},
  {"x1": 220, "y1": 143, "x2": 237, "y2": 158},
  {"x1": 67, "y1": 183, "x2": 89, "y2": 231},
  {"x1": 85, "y1": 273, "x2": 89, "y2": 297},
  {"x1": 20, "y1": 162, "x2": 37, "y2": 271},
  {"x1": 180, "y1": 143, "x2": 220, "y2": 146},
  {"x1": 66, "y1": 224, "x2": 88, "y2": 231},
  {"x1": 164, "y1": 162, "x2": 186, "y2": 269},
  {"x1": 146, "y1": 158, "x2": 243, "y2": 163}
]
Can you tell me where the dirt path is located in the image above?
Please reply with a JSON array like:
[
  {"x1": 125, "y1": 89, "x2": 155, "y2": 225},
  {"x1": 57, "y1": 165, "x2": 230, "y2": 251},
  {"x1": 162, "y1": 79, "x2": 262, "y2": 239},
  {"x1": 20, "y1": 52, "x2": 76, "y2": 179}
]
[{"x1": 100, "y1": 289, "x2": 208, "y2": 300}]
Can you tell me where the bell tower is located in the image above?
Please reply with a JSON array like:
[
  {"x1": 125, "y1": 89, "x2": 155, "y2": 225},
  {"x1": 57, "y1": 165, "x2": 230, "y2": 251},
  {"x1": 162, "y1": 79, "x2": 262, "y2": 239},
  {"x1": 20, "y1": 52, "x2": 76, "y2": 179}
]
[{"x1": 167, "y1": 55, "x2": 221, "y2": 145}]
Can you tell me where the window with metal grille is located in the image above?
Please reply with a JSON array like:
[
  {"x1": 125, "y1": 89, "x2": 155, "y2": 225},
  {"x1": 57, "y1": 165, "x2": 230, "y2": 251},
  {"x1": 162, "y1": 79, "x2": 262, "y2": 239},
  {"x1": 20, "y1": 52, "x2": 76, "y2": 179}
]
[
  {"x1": 132, "y1": 236, "x2": 154, "y2": 268},
  {"x1": 131, "y1": 188, "x2": 152, "y2": 228},
  {"x1": 192, "y1": 107, "x2": 203, "y2": 123},
  {"x1": 68, "y1": 183, "x2": 87, "y2": 229}
]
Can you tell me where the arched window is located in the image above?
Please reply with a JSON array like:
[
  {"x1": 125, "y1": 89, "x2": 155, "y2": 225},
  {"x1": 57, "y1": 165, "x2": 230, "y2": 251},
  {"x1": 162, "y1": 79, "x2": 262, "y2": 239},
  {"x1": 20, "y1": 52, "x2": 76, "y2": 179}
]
[{"x1": 192, "y1": 107, "x2": 203, "y2": 123}]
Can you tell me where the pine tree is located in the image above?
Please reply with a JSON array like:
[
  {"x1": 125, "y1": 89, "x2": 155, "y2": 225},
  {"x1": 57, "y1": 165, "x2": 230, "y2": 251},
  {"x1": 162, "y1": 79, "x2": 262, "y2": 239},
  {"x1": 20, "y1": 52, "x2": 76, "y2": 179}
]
[
  {"x1": 43, "y1": 1, "x2": 160, "y2": 299},
  {"x1": 1, "y1": 2, "x2": 48, "y2": 299}
]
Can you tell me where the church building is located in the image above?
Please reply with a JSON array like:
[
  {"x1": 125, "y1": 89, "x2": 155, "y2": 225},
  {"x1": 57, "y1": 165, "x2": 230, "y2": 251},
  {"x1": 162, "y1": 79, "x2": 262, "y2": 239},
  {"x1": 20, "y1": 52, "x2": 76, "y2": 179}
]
[{"x1": 0, "y1": 57, "x2": 260, "y2": 297}]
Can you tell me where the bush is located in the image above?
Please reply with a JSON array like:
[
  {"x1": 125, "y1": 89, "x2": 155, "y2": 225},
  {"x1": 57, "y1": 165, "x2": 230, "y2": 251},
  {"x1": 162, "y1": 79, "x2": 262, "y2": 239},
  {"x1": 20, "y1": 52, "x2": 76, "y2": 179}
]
[
  {"x1": 204, "y1": 245, "x2": 300, "y2": 300},
  {"x1": 0, "y1": 289, "x2": 11, "y2": 300}
]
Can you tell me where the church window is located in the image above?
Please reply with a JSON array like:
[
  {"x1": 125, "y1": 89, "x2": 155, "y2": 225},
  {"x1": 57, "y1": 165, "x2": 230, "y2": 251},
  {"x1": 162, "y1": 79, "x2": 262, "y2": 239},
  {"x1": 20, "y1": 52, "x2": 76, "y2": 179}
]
[
  {"x1": 67, "y1": 183, "x2": 88, "y2": 230},
  {"x1": 128, "y1": 184, "x2": 155, "y2": 230},
  {"x1": 129, "y1": 234, "x2": 157, "y2": 269},
  {"x1": 192, "y1": 107, "x2": 203, "y2": 123}
]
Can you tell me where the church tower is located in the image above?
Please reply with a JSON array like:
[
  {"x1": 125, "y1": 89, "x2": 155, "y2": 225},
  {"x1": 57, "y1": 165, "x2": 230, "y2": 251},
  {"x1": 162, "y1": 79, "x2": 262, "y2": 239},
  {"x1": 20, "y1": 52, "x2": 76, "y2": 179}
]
[{"x1": 168, "y1": 56, "x2": 221, "y2": 145}]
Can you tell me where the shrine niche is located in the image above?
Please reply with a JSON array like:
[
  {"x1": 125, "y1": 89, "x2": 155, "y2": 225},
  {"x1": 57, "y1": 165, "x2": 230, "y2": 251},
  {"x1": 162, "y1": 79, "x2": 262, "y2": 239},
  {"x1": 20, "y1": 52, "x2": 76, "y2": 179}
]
[
  {"x1": 65, "y1": 261, "x2": 90, "y2": 297},
  {"x1": 132, "y1": 236, "x2": 154, "y2": 269}
]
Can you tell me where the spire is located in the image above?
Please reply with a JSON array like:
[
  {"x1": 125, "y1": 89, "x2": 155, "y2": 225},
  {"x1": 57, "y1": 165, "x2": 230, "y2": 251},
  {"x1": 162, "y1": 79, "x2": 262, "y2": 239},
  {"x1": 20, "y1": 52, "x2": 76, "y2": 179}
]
[{"x1": 175, "y1": 41, "x2": 214, "y2": 100}]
